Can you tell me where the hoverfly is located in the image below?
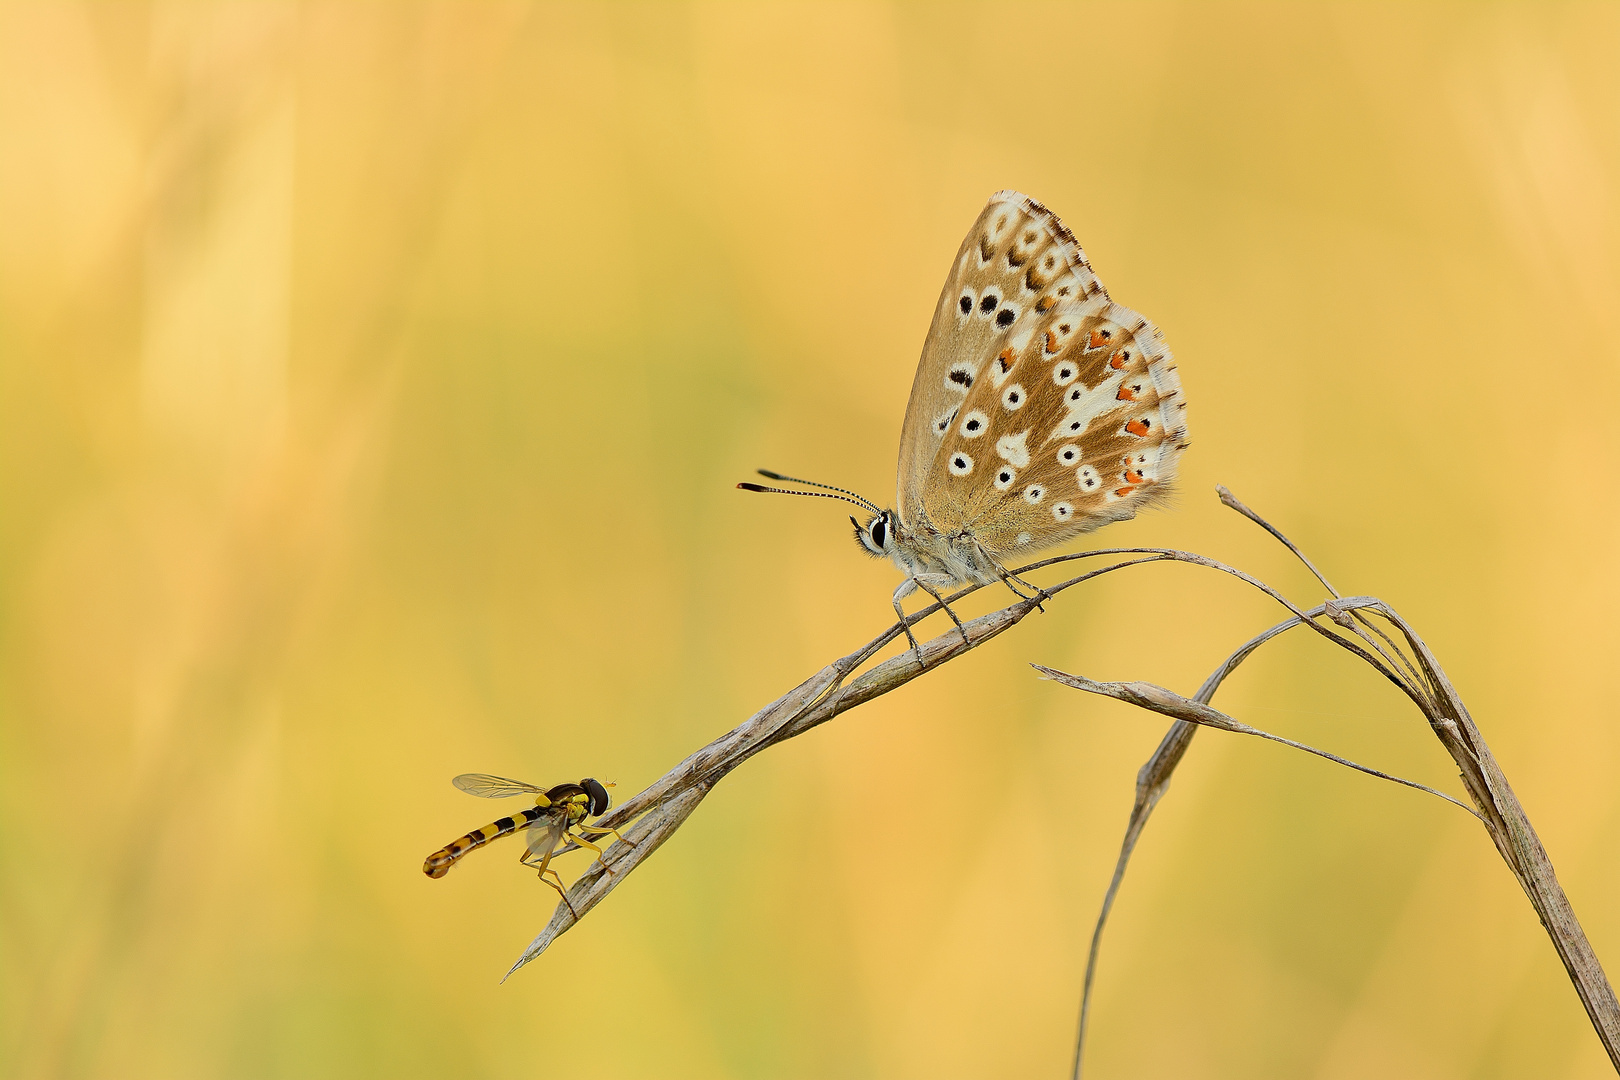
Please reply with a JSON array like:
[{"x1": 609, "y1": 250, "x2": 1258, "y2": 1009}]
[{"x1": 422, "y1": 774, "x2": 631, "y2": 915}]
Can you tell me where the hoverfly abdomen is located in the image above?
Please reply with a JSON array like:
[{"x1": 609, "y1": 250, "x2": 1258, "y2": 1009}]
[{"x1": 421, "y1": 808, "x2": 543, "y2": 878}]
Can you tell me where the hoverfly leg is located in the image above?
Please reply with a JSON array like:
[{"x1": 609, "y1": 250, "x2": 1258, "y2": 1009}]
[
  {"x1": 521, "y1": 846, "x2": 579, "y2": 918},
  {"x1": 567, "y1": 830, "x2": 616, "y2": 876},
  {"x1": 538, "y1": 873, "x2": 578, "y2": 919},
  {"x1": 576, "y1": 822, "x2": 637, "y2": 849}
]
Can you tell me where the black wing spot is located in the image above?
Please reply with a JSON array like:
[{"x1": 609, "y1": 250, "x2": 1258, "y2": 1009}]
[
  {"x1": 949, "y1": 369, "x2": 972, "y2": 387},
  {"x1": 996, "y1": 308, "x2": 1015, "y2": 327},
  {"x1": 980, "y1": 293, "x2": 999, "y2": 313}
]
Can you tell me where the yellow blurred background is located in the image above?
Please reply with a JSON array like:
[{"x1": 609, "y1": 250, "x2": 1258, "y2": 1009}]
[{"x1": 3, "y1": 2, "x2": 1619, "y2": 1077}]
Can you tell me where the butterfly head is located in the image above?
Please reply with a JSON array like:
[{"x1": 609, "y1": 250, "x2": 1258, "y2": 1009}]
[{"x1": 851, "y1": 510, "x2": 897, "y2": 559}]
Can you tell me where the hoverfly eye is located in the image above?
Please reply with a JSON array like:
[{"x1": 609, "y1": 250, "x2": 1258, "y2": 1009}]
[
  {"x1": 582, "y1": 778, "x2": 611, "y2": 817},
  {"x1": 870, "y1": 519, "x2": 887, "y2": 549}
]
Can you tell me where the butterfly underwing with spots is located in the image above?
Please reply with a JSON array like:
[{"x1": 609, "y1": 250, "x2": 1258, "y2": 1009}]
[{"x1": 740, "y1": 190, "x2": 1189, "y2": 657}]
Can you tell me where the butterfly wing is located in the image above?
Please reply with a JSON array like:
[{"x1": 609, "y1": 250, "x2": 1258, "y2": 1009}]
[
  {"x1": 896, "y1": 191, "x2": 1106, "y2": 526},
  {"x1": 452, "y1": 773, "x2": 547, "y2": 799},
  {"x1": 903, "y1": 193, "x2": 1189, "y2": 559}
]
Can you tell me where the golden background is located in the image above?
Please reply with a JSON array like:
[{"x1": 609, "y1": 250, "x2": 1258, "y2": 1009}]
[{"x1": 3, "y1": 3, "x2": 1618, "y2": 1077}]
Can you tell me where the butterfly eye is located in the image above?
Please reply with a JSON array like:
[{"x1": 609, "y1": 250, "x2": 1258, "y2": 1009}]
[{"x1": 870, "y1": 518, "x2": 888, "y2": 549}]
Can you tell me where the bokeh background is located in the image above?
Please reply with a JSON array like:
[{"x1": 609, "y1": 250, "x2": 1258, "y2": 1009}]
[{"x1": 3, "y1": 3, "x2": 1619, "y2": 1077}]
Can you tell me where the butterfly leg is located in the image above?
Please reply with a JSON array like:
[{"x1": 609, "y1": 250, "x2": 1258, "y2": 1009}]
[
  {"x1": 890, "y1": 578, "x2": 927, "y2": 662},
  {"x1": 911, "y1": 575, "x2": 971, "y2": 649},
  {"x1": 998, "y1": 568, "x2": 1049, "y2": 612}
]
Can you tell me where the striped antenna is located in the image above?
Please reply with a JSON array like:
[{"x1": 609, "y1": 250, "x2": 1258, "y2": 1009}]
[
  {"x1": 745, "y1": 469, "x2": 880, "y2": 514},
  {"x1": 737, "y1": 482, "x2": 878, "y2": 514}
]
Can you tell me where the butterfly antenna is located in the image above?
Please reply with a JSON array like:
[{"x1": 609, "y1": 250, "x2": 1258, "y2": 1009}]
[
  {"x1": 750, "y1": 469, "x2": 881, "y2": 514},
  {"x1": 737, "y1": 482, "x2": 878, "y2": 514}
]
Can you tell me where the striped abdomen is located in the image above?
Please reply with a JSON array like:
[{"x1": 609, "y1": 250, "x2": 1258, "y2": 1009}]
[{"x1": 423, "y1": 806, "x2": 546, "y2": 878}]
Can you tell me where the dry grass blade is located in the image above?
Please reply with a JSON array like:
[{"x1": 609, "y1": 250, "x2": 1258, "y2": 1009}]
[
  {"x1": 1060, "y1": 489, "x2": 1620, "y2": 1076},
  {"x1": 1034, "y1": 666, "x2": 1481, "y2": 816}
]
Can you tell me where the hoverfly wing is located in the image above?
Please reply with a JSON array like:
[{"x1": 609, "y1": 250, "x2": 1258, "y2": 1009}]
[
  {"x1": 451, "y1": 773, "x2": 546, "y2": 799},
  {"x1": 523, "y1": 813, "x2": 569, "y2": 864}
]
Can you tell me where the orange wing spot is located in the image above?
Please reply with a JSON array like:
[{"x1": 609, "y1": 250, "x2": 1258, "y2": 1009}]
[
  {"x1": 1088, "y1": 329, "x2": 1112, "y2": 350},
  {"x1": 1125, "y1": 419, "x2": 1150, "y2": 437},
  {"x1": 1044, "y1": 330, "x2": 1059, "y2": 354},
  {"x1": 1036, "y1": 296, "x2": 1055, "y2": 313},
  {"x1": 1124, "y1": 469, "x2": 1145, "y2": 483},
  {"x1": 1116, "y1": 385, "x2": 1136, "y2": 402},
  {"x1": 1108, "y1": 350, "x2": 1128, "y2": 370},
  {"x1": 1114, "y1": 485, "x2": 1138, "y2": 497}
]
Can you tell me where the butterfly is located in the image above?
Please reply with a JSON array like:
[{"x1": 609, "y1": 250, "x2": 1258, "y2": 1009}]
[{"x1": 741, "y1": 191, "x2": 1189, "y2": 657}]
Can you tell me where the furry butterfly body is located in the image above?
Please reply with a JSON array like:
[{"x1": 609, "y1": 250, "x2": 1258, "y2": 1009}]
[{"x1": 744, "y1": 191, "x2": 1189, "y2": 652}]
